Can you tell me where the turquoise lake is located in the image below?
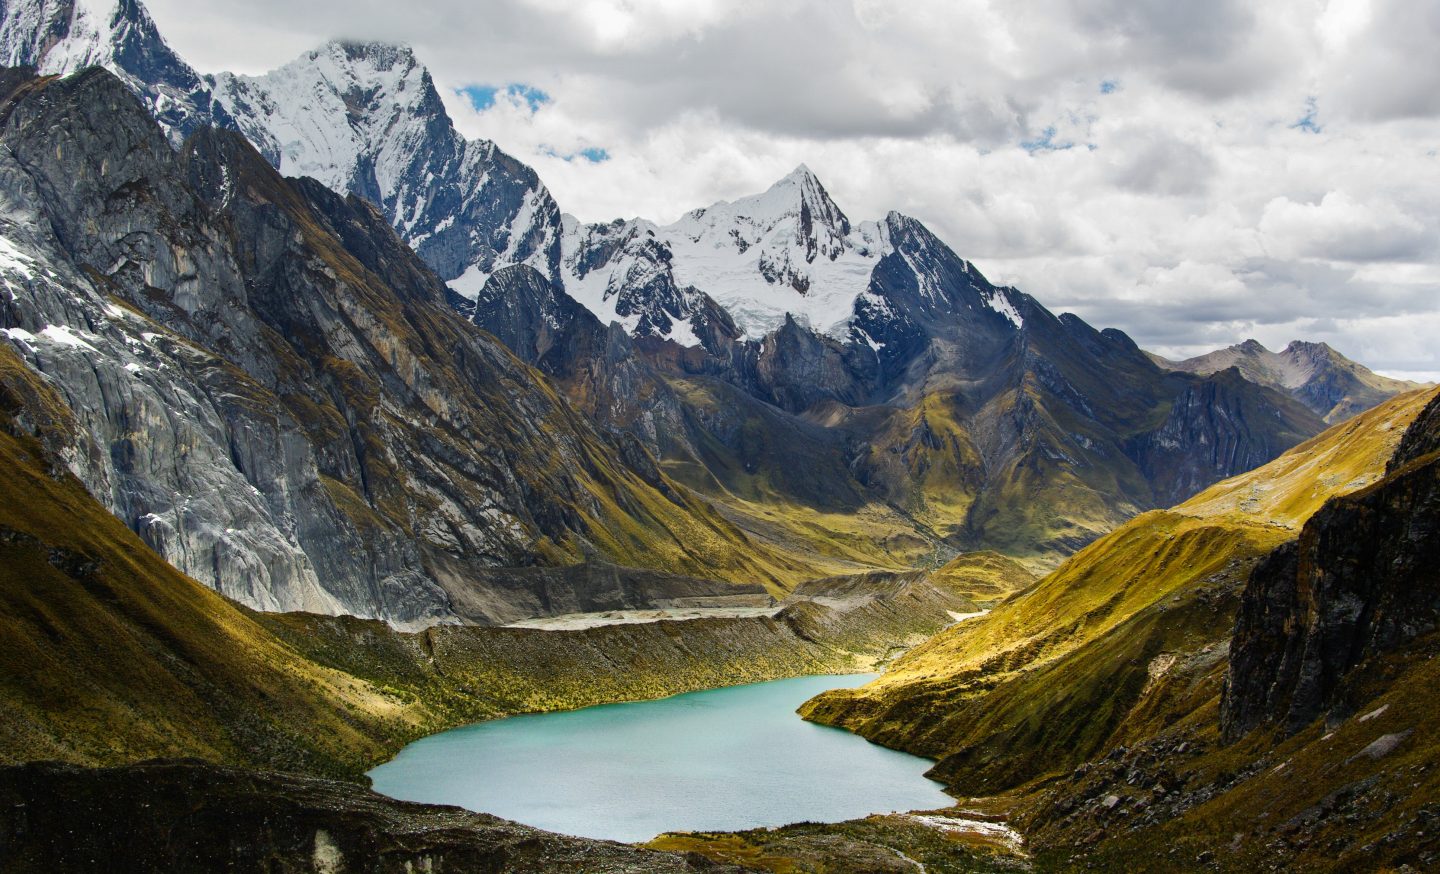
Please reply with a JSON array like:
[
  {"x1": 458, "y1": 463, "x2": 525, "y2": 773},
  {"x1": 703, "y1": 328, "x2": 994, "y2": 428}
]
[{"x1": 367, "y1": 674, "x2": 952, "y2": 842}]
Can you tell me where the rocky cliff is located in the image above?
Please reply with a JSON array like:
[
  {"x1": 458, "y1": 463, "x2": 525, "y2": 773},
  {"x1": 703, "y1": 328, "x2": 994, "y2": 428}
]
[{"x1": 1221, "y1": 390, "x2": 1440, "y2": 739}]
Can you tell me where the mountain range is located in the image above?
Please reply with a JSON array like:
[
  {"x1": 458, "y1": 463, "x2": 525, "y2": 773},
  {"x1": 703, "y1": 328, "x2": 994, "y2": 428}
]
[
  {"x1": 0, "y1": 62, "x2": 808, "y2": 626},
  {"x1": 0, "y1": 0, "x2": 1417, "y2": 622},
  {"x1": 1, "y1": 2, "x2": 1438, "y2": 870},
  {"x1": 1151, "y1": 337, "x2": 1421, "y2": 423}
]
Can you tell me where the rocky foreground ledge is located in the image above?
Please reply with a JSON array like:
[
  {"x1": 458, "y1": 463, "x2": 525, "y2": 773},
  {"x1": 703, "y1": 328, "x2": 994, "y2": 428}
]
[{"x1": 0, "y1": 760, "x2": 743, "y2": 873}]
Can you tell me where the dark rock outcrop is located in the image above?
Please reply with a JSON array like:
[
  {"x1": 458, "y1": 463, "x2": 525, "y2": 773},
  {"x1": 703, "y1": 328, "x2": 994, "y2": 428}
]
[
  {"x1": 0, "y1": 760, "x2": 739, "y2": 873},
  {"x1": 1222, "y1": 392, "x2": 1440, "y2": 739},
  {"x1": 1127, "y1": 367, "x2": 1324, "y2": 506}
]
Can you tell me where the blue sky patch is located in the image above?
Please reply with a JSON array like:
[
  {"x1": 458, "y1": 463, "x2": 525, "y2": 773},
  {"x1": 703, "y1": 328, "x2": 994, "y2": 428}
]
[
  {"x1": 1292, "y1": 97, "x2": 1322, "y2": 134},
  {"x1": 1020, "y1": 126, "x2": 1074, "y2": 153},
  {"x1": 540, "y1": 145, "x2": 612, "y2": 164},
  {"x1": 460, "y1": 83, "x2": 551, "y2": 113},
  {"x1": 1099, "y1": 80, "x2": 1118, "y2": 94}
]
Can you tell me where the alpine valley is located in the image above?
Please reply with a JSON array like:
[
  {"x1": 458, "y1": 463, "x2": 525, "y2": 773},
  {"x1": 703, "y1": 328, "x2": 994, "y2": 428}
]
[{"x1": 0, "y1": 1, "x2": 1435, "y2": 872}]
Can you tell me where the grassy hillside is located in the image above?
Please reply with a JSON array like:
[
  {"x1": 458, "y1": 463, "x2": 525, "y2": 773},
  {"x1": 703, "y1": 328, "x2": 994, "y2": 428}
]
[
  {"x1": 0, "y1": 354, "x2": 963, "y2": 778},
  {"x1": 926, "y1": 550, "x2": 1038, "y2": 606},
  {"x1": 801, "y1": 387, "x2": 1437, "y2": 792},
  {"x1": 0, "y1": 352, "x2": 418, "y2": 776}
]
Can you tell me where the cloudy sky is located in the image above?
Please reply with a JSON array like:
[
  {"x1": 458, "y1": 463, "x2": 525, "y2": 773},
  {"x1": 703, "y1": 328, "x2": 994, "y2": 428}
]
[{"x1": 144, "y1": 0, "x2": 1440, "y2": 378}]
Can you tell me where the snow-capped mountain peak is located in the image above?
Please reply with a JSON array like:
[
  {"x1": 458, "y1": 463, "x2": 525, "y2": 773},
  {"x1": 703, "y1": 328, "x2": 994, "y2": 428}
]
[
  {"x1": 562, "y1": 165, "x2": 890, "y2": 344},
  {"x1": 0, "y1": 0, "x2": 231, "y2": 141},
  {"x1": 2, "y1": 0, "x2": 123, "y2": 74},
  {"x1": 206, "y1": 37, "x2": 561, "y2": 288},
  {"x1": 1, "y1": 0, "x2": 562, "y2": 290},
  {"x1": 674, "y1": 163, "x2": 858, "y2": 267},
  {"x1": 209, "y1": 40, "x2": 438, "y2": 200}
]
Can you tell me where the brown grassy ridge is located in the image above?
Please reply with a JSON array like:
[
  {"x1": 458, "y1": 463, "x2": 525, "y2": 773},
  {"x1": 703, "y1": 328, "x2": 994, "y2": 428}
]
[{"x1": 799, "y1": 387, "x2": 1438, "y2": 792}]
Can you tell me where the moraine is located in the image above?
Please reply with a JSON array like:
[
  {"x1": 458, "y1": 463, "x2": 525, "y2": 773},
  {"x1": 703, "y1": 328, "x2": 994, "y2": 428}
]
[{"x1": 367, "y1": 674, "x2": 952, "y2": 843}]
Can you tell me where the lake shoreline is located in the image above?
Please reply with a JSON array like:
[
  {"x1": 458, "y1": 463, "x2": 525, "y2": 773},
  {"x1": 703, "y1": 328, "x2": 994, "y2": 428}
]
[{"x1": 368, "y1": 673, "x2": 954, "y2": 844}]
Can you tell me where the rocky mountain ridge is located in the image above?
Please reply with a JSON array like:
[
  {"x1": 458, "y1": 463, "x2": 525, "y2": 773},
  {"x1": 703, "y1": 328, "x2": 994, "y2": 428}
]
[
  {"x1": 789, "y1": 386, "x2": 1440, "y2": 870},
  {"x1": 0, "y1": 64, "x2": 800, "y2": 624},
  {"x1": 0, "y1": 0, "x2": 1363, "y2": 581},
  {"x1": 0, "y1": 0, "x2": 561, "y2": 295},
  {"x1": 1154, "y1": 337, "x2": 1422, "y2": 423}
]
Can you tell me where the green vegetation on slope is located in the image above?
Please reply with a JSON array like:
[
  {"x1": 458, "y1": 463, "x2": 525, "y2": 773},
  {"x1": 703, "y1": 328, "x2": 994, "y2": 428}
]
[
  {"x1": 926, "y1": 551, "x2": 1038, "y2": 606},
  {"x1": 0, "y1": 356, "x2": 967, "y2": 778},
  {"x1": 801, "y1": 387, "x2": 1437, "y2": 793},
  {"x1": 0, "y1": 351, "x2": 419, "y2": 776}
]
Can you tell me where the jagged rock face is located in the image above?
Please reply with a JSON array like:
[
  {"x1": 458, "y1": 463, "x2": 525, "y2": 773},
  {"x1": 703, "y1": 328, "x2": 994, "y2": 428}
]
[
  {"x1": 472, "y1": 264, "x2": 590, "y2": 368},
  {"x1": 1158, "y1": 337, "x2": 1420, "y2": 424},
  {"x1": 1222, "y1": 392, "x2": 1440, "y2": 740},
  {"x1": 747, "y1": 314, "x2": 876, "y2": 412},
  {"x1": 0, "y1": 761, "x2": 735, "y2": 873},
  {"x1": 0, "y1": 67, "x2": 783, "y2": 624},
  {"x1": 1126, "y1": 368, "x2": 1325, "y2": 507},
  {"x1": 0, "y1": 67, "x2": 346, "y2": 616}
]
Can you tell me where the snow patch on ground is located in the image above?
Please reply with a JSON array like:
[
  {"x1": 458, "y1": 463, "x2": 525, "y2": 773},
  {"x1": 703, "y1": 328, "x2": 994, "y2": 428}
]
[
  {"x1": 903, "y1": 813, "x2": 1027, "y2": 855},
  {"x1": 446, "y1": 263, "x2": 489, "y2": 301},
  {"x1": 984, "y1": 289, "x2": 1024, "y2": 329},
  {"x1": 0, "y1": 234, "x2": 36, "y2": 275},
  {"x1": 29, "y1": 324, "x2": 98, "y2": 351}
]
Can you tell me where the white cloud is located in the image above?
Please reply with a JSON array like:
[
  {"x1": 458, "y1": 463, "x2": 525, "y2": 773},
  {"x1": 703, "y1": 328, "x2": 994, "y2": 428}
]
[
  {"x1": 1323, "y1": 0, "x2": 1440, "y2": 120},
  {"x1": 139, "y1": 0, "x2": 1440, "y2": 375},
  {"x1": 1259, "y1": 191, "x2": 1433, "y2": 262}
]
